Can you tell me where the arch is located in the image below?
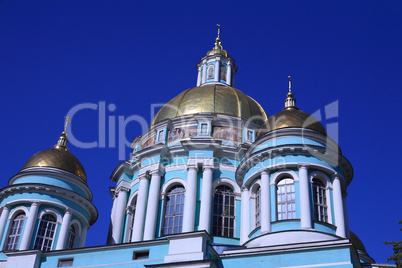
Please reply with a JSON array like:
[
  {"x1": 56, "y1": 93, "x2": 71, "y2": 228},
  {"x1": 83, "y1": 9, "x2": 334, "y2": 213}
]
[
  {"x1": 125, "y1": 193, "x2": 138, "y2": 242},
  {"x1": 270, "y1": 169, "x2": 299, "y2": 185},
  {"x1": 8, "y1": 206, "x2": 29, "y2": 220},
  {"x1": 69, "y1": 219, "x2": 82, "y2": 237},
  {"x1": 309, "y1": 170, "x2": 332, "y2": 189},
  {"x1": 38, "y1": 208, "x2": 62, "y2": 224},
  {"x1": 276, "y1": 177, "x2": 296, "y2": 220},
  {"x1": 161, "y1": 177, "x2": 187, "y2": 196},
  {"x1": 212, "y1": 177, "x2": 241, "y2": 196}
]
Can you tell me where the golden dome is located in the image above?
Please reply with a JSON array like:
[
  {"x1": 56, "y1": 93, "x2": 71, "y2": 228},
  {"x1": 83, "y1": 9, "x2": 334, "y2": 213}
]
[
  {"x1": 257, "y1": 108, "x2": 326, "y2": 138},
  {"x1": 151, "y1": 84, "x2": 268, "y2": 126},
  {"x1": 20, "y1": 147, "x2": 87, "y2": 182}
]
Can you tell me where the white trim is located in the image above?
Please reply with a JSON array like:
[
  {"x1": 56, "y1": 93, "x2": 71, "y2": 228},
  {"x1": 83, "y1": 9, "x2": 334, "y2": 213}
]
[
  {"x1": 161, "y1": 177, "x2": 186, "y2": 196},
  {"x1": 8, "y1": 206, "x2": 29, "y2": 220},
  {"x1": 309, "y1": 170, "x2": 332, "y2": 189},
  {"x1": 270, "y1": 169, "x2": 299, "y2": 185},
  {"x1": 38, "y1": 208, "x2": 63, "y2": 224},
  {"x1": 127, "y1": 190, "x2": 139, "y2": 207},
  {"x1": 249, "y1": 180, "x2": 261, "y2": 230},
  {"x1": 212, "y1": 177, "x2": 241, "y2": 195}
]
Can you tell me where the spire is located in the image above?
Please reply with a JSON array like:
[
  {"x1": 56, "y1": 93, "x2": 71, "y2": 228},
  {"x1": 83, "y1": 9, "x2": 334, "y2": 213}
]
[
  {"x1": 54, "y1": 116, "x2": 70, "y2": 151},
  {"x1": 283, "y1": 76, "x2": 298, "y2": 110},
  {"x1": 214, "y1": 24, "x2": 223, "y2": 50}
]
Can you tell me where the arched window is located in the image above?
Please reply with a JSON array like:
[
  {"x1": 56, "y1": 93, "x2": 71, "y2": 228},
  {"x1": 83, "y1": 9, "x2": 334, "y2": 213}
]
[
  {"x1": 126, "y1": 196, "x2": 137, "y2": 242},
  {"x1": 213, "y1": 185, "x2": 235, "y2": 237},
  {"x1": 34, "y1": 214, "x2": 57, "y2": 251},
  {"x1": 276, "y1": 178, "x2": 296, "y2": 220},
  {"x1": 255, "y1": 186, "x2": 261, "y2": 228},
  {"x1": 162, "y1": 185, "x2": 185, "y2": 235},
  {"x1": 5, "y1": 212, "x2": 25, "y2": 250},
  {"x1": 313, "y1": 178, "x2": 328, "y2": 222},
  {"x1": 66, "y1": 225, "x2": 77, "y2": 249}
]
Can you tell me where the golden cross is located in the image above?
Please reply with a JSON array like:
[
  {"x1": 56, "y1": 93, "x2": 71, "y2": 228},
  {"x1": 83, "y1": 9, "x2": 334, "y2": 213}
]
[
  {"x1": 288, "y1": 76, "x2": 292, "y2": 92},
  {"x1": 217, "y1": 24, "x2": 221, "y2": 38},
  {"x1": 64, "y1": 116, "x2": 71, "y2": 132}
]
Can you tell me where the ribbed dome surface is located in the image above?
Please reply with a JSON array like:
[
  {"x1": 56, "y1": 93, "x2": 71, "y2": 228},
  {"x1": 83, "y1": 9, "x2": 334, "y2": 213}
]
[
  {"x1": 258, "y1": 108, "x2": 326, "y2": 138},
  {"x1": 21, "y1": 147, "x2": 87, "y2": 182},
  {"x1": 151, "y1": 84, "x2": 268, "y2": 126}
]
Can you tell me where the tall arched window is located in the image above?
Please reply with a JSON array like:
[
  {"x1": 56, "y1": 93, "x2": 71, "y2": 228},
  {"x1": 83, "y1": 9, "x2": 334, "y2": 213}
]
[
  {"x1": 5, "y1": 212, "x2": 25, "y2": 250},
  {"x1": 276, "y1": 178, "x2": 296, "y2": 220},
  {"x1": 126, "y1": 196, "x2": 137, "y2": 242},
  {"x1": 213, "y1": 185, "x2": 235, "y2": 237},
  {"x1": 66, "y1": 225, "x2": 77, "y2": 249},
  {"x1": 162, "y1": 185, "x2": 185, "y2": 235},
  {"x1": 255, "y1": 186, "x2": 261, "y2": 228},
  {"x1": 313, "y1": 178, "x2": 328, "y2": 222},
  {"x1": 34, "y1": 214, "x2": 57, "y2": 251}
]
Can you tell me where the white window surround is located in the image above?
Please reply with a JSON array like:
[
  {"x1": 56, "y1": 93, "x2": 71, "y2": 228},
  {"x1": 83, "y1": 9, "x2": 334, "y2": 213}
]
[
  {"x1": 270, "y1": 169, "x2": 299, "y2": 185},
  {"x1": 38, "y1": 208, "x2": 62, "y2": 224},
  {"x1": 212, "y1": 177, "x2": 241, "y2": 199},
  {"x1": 249, "y1": 180, "x2": 261, "y2": 230},
  {"x1": 68, "y1": 219, "x2": 82, "y2": 237},
  {"x1": 161, "y1": 178, "x2": 187, "y2": 197},
  {"x1": 7, "y1": 206, "x2": 29, "y2": 220},
  {"x1": 125, "y1": 193, "x2": 137, "y2": 243},
  {"x1": 161, "y1": 184, "x2": 185, "y2": 235}
]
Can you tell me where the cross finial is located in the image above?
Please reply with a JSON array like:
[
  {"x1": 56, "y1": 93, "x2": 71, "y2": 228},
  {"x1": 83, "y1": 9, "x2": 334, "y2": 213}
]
[
  {"x1": 288, "y1": 76, "x2": 292, "y2": 92},
  {"x1": 217, "y1": 24, "x2": 221, "y2": 38},
  {"x1": 64, "y1": 116, "x2": 71, "y2": 133}
]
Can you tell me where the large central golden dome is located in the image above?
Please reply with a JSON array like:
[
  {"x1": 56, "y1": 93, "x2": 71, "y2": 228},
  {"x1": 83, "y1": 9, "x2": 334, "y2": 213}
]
[{"x1": 151, "y1": 84, "x2": 268, "y2": 126}]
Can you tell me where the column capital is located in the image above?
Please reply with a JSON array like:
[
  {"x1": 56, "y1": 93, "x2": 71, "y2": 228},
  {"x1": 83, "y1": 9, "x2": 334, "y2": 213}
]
[
  {"x1": 149, "y1": 169, "x2": 164, "y2": 177},
  {"x1": 31, "y1": 201, "x2": 41, "y2": 207},
  {"x1": 116, "y1": 186, "x2": 130, "y2": 193},
  {"x1": 64, "y1": 208, "x2": 72, "y2": 214},
  {"x1": 187, "y1": 164, "x2": 199, "y2": 171},
  {"x1": 138, "y1": 173, "x2": 151, "y2": 181},
  {"x1": 261, "y1": 170, "x2": 269, "y2": 176},
  {"x1": 297, "y1": 163, "x2": 310, "y2": 169},
  {"x1": 241, "y1": 185, "x2": 249, "y2": 192},
  {"x1": 202, "y1": 164, "x2": 214, "y2": 171},
  {"x1": 1, "y1": 205, "x2": 10, "y2": 211}
]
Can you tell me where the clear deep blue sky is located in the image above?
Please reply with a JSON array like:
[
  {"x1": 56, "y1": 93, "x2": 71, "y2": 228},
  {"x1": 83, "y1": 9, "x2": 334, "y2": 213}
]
[{"x1": 1, "y1": 0, "x2": 401, "y2": 264}]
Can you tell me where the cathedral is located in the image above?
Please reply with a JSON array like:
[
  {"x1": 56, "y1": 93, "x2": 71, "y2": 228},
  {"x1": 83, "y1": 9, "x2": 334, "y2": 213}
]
[{"x1": 0, "y1": 29, "x2": 385, "y2": 268}]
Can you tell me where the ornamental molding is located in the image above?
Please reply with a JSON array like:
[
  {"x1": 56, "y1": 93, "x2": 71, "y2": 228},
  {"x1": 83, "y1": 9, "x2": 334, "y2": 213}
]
[
  {"x1": 0, "y1": 183, "x2": 98, "y2": 225},
  {"x1": 11, "y1": 167, "x2": 93, "y2": 200}
]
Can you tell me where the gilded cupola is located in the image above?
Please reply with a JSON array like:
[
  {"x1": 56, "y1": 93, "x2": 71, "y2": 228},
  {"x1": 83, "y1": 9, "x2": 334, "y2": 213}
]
[
  {"x1": 258, "y1": 77, "x2": 326, "y2": 138},
  {"x1": 19, "y1": 117, "x2": 87, "y2": 182}
]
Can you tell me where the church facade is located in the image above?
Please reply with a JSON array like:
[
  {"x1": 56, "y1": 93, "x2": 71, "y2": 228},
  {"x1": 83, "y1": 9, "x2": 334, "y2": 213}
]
[{"x1": 0, "y1": 31, "x2": 383, "y2": 268}]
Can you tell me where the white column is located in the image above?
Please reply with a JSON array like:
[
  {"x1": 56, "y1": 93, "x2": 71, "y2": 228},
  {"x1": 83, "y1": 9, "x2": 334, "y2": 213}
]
[
  {"x1": 199, "y1": 165, "x2": 213, "y2": 233},
  {"x1": 240, "y1": 186, "x2": 250, "y2": 244},
  {"x1": 79, "y1": 224, "x2": 88, "y2": 247},
  {"x1": 214, "y1": 59, "x2": 220, "y2": 82},
  {"x1": 333, "y1": 175, "x2": 346, "y2": 237},
  {"x1": 201, "y1": 61, "x2": 207, "y2": 84},
  {"x1": 111, "y1": 187, "x2": 129, "y2": 244},
  {"x1": 0, "y1": 206, "x2": 10, "y2": 244},
  {"x1": 56, "y1": 209, "x2": 72, "y2": 250},
  {"x1": 197, "y1": 67, "x2": 202, "y2": 86},
  {"x1": 298, "y1": 164, "x2": 312, "y2": 229},
  {"x1": 182, "y1": 165, "x2": 198, "y2": 232},
  {"x1": 260, "y1": 171, "x2": 271, "y2": 233},
  {"x1": 226, "y1": 62, "x2": 232, "y2": 86},
  {"x1": 107, "y1": 192, "x2": 118, "y2": 244},
  {"x1": 20, "y1": 202, "x2": 40, "y2": 250},
  {"x1": 132, "y1": 175, "x2": 150, "y2": 242},
  {"x1": 144, "y1": 170, "x2": 162, "y2": 240}
]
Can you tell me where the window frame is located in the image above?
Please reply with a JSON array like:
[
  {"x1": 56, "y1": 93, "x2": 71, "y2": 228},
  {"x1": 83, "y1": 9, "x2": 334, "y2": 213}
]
[
  {"x1": 34, "y1": 214, "x2": 57, "y2": 251},
  {"x1": 312, "y1": 178, "x2": 328, "y2": 223},
  {"x1": 212, "y1": 185, "x2": 235, "y2": 238},
  {"x1": 276, "y1": 178, "x2": 296, "y2": 221},
  {"x1": 161, "y1": 184, "x2": 185, "y2": 236},
  {"x1": 5, "y1": 212, "x2": 25, "y2": 251}
]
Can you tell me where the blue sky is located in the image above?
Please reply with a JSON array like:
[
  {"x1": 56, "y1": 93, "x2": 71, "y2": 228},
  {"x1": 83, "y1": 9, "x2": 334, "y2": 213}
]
[{"x1": 1, "y1": 0, "x2": 401, "y2": 264}]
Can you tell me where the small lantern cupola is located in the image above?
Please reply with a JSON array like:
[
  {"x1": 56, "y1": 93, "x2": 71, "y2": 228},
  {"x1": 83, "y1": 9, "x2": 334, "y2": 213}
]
[{"x1": 196, "y1": 25, "x2": 237, "y2": 87}]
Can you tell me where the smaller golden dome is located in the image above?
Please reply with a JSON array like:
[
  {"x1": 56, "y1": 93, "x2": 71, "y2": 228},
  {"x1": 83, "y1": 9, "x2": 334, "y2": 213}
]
[
  {"x1": 21, "y1": 147, "x2": 87, "y2": 182},
  {"x1": 257, "y1": 108, "x2": 326, "y2": 138}
]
